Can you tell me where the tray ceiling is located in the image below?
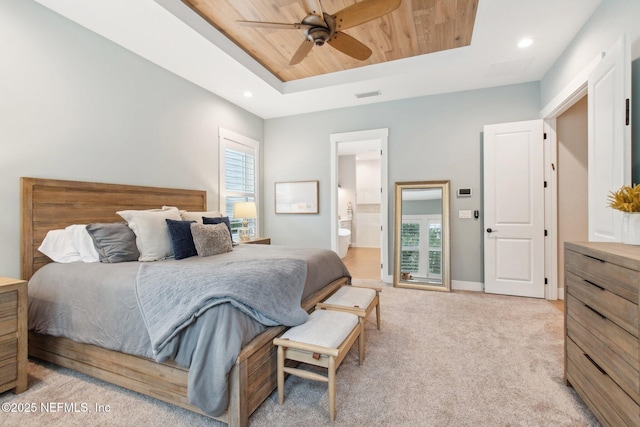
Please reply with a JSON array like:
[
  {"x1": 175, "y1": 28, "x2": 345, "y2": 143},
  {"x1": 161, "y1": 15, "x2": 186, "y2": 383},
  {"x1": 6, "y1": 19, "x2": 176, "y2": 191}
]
[{"x1": 181, "y1": 0, "x2": 479, "y2": 82}]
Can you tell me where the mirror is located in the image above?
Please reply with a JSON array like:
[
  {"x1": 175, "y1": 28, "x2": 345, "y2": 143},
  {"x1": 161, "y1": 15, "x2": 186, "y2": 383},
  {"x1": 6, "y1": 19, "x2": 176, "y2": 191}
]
[{"x1": 394, "y1": 181, "x2": 450, "y2": 291}]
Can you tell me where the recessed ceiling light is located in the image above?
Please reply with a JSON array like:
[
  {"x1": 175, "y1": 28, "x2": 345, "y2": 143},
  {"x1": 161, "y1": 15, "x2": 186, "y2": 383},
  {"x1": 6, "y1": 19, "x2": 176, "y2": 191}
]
[
  {"x1": 243, "y1": 91, "x2": 253, "y2": 98},
  {"x1": 518, "y1": 38, "x2": 533, "y2": 48}
]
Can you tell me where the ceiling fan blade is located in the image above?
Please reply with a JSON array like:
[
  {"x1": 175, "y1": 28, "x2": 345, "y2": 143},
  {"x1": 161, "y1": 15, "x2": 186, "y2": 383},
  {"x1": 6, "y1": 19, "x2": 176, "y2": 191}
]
[
  {"x1": 237, "y1": 20, "x2": 305, "y2": 30},
  {"x1": 327, "y1": 31, "x2": 372, "y2": 61},
  {"x1": 333, "y1": 0, "x2": 402, "y2": 31},
  {"x1": 301, "y1": 0, "x2": 324, "y2": 18},
  {"x1": 289, "y1": 39, "x2": 314, "y2": 65}
]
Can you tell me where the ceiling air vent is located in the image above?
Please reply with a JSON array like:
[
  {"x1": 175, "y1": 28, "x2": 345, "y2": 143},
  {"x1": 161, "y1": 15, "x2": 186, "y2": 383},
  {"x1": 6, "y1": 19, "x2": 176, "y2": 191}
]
[{"x1": 355, "y1": 90, "x2": 381, "y2": 99}]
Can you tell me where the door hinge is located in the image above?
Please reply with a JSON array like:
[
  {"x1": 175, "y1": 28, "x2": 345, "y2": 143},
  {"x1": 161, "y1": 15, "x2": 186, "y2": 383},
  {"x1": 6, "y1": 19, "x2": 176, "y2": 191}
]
[
  {"x1": 544, "y1": 229, "x2": 548, "y2": 236},
  {"x1": 381, "y1": 263, "x2": 383, "y2": 269},
  {"x1": 544, "y1": 278, "x2": 548, "y2": 285},
  {"x1": 626, "y1": 98, "x2": 630, "y2": 125},
  {"x1": 544, "y1": 181, "x2": 547, "y2": 188}
]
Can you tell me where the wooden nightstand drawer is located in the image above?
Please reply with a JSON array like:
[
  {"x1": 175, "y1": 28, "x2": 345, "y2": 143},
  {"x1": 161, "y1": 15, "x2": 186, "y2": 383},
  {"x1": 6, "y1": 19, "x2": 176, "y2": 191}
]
[
  {"x1": 0, "y1": 335, "x2": 18, "y2": 362},
  {"x1": 0, "y1": 290, "x2": 18, "y2": 325},
  {"x1": 567, "y1": 337, "x2": 639, "y2": 426},
  {"x1": 566, "y1": 270, "x2": 638, "y2": 337},
  {"x1": 0, "y1": 358, "x2": 17, "y2": 387},
  {"x1": 0, "y1": 277, "x2": 28, "y2": 394},
  {"x1": 565, "y1": 248, "x2": 639, "y2": 302}
]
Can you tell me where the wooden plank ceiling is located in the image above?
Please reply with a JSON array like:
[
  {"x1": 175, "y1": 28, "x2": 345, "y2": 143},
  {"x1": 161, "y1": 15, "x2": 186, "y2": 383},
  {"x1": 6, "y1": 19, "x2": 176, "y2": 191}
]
[{"x1": 182, "y1": 0, "x2": 478, "y2": 82}]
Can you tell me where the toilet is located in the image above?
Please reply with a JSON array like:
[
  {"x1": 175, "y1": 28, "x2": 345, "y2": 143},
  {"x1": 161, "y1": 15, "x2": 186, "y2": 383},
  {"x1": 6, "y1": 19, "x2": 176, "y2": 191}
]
[{"x1": 338, "y1": 227, "x2": 351, "y2": 258}]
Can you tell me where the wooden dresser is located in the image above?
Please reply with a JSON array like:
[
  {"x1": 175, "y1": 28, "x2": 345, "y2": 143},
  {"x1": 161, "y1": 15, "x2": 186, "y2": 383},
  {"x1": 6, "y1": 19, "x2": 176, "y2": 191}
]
[
  {"x1": 0, "y1": 277, "x2": 28, "y2": 394},
  {"x1": 564, "y1": 242, "x2": 639, "y2": 426}
]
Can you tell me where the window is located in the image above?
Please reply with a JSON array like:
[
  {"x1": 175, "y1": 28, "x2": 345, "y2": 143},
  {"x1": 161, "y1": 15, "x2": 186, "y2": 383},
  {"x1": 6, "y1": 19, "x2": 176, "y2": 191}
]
[
  {"x1": 401, "y1": 215, "x2": 442, "y2": 281},
  {"x1": 219, "y1": 128, "x2": 259, "y2": 239}
]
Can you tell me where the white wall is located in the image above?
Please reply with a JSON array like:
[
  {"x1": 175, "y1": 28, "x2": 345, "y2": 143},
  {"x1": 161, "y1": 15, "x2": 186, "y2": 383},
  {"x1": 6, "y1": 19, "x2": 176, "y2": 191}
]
[
  {"x1": 0, "y1": 0, "x2": 263, "y2": 278},
  {"x1": 264, "y1": 82, "x2": 541, "y2": 283}
]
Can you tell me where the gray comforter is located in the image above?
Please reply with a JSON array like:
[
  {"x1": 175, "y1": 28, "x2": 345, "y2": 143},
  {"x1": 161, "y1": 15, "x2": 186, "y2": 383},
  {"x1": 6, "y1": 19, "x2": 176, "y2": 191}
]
[
  {"x1": 28, "y1": 245, "x2": 350, "y2": 416},
  {"x1": 137, "y1": 258, "x2": 309, "y2": 358}
]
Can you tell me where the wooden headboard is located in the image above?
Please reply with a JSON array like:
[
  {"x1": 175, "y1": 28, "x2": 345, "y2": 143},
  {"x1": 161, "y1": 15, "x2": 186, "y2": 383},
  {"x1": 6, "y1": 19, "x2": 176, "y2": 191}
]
[{"x1": 20, "y1": 177, "x2": 207, "y2": 280}]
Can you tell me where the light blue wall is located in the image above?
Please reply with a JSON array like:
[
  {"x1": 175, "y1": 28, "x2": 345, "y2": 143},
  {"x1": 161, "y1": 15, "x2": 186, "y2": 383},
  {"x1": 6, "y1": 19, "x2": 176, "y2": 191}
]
[
  {"x1": 0, "y1": 0, "x2": 263, "y2": 278},
  {"x1": 264, "y1": 83, "x2": 541, "y2": 283}
]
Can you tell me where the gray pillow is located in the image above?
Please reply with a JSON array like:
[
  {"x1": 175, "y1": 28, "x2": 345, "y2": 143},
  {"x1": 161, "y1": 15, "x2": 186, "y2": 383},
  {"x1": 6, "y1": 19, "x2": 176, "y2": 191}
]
[
  {"x1": 190, "y1": 223, "x2": 233, "y2": 257},
  {"x1": 86, "y1": 223, "x2": 140, "y2": 263}
]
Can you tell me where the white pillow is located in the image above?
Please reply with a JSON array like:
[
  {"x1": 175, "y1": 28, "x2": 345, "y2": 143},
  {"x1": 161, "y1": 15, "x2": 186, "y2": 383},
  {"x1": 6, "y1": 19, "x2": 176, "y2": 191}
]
[
  {"x1": 179, "y1": 210, "x2": 223, "y2": 223},
  {"x1": 65, "y1": 224, "x2": 100, "y2": 262},
  {"x1": 38, "y1": 229, "x2": 82, "y2": 263},
  {"x1": 117, "y1": 207, "x2": 182, "y2": 261}
]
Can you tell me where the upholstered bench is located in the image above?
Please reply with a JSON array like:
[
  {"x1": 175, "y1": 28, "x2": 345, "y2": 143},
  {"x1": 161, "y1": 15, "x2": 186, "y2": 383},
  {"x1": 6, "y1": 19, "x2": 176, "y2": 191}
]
[
  {"x1": 316, "y1": 285, "x2": 381, "y2": 359},
  {"x1": 273, "y1": 310, "x2": 363, "y2": 421}
]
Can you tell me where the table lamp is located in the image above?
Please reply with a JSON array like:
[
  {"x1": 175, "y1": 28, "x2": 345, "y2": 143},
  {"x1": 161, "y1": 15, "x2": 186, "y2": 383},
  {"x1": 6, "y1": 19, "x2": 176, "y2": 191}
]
[{"x1": 234, "y1": 201, "x2": 257, "y2": 241}]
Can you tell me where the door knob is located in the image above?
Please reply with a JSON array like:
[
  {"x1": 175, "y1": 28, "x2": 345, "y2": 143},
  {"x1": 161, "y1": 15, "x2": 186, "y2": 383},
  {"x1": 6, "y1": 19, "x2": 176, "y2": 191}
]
[{"x1": 486, "y1": 228, "x2": 498, "y2": 233}]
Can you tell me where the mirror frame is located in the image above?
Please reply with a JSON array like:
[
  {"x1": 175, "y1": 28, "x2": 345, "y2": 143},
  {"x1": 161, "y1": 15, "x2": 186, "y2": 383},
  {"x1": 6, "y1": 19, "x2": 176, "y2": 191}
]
[{"x1": 393, "y1": 181, "x2": 451, "y2": 291}]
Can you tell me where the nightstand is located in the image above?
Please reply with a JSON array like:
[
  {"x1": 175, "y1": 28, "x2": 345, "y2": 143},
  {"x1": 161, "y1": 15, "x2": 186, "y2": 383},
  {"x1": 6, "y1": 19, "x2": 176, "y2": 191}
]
[
  {"x1": 239, "y1": 237, "x2": 271, "y2": 245},
  {"x1": 0, "y1": 277, "x2": 28, "y2": 394}
]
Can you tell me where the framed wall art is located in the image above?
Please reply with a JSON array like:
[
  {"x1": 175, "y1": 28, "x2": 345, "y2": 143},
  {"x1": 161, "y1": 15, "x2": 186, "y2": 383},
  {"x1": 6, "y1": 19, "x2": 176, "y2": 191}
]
[{"x1": 275, "y1": 180, "x2": 319, "y2": 214}]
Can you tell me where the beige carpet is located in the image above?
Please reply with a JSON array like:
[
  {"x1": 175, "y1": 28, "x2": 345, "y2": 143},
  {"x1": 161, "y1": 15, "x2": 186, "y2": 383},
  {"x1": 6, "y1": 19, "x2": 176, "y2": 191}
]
[{"x1": 1, "y1": 280, "x2": 599, "y2": 426}]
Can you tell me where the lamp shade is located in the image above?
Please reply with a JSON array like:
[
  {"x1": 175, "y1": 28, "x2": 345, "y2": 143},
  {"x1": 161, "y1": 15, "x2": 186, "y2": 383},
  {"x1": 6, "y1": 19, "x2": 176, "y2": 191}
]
[{"x1": 234, "y1": 201, "x2": 257, "y2": 219}]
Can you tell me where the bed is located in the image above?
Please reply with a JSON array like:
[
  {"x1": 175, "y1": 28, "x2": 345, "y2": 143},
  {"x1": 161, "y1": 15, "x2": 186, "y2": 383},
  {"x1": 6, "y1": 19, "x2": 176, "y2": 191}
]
[{"x1": 20, "y1": 177, "x2": 349, "y2": 426}]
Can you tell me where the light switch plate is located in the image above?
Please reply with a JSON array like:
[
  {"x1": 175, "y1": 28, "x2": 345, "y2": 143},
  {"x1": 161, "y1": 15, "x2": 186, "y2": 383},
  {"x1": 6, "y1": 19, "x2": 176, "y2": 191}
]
[{"x1": 459, "y1": 210, "x2": 472, "y2": 219}]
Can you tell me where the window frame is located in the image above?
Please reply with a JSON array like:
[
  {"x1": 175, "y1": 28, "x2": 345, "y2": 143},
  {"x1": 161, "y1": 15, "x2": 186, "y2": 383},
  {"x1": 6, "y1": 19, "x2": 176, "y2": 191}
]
[{"x1": 219, "y1": 128, "x2": 260, "y2": 240}]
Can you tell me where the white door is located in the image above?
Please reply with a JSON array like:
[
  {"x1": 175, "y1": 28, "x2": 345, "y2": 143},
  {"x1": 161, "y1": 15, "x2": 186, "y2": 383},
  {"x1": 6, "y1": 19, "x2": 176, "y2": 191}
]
[
  {"x1": 483, "y1": 120, "x2": 545, "y2": 298},
  {"x1": 588, "y1": 35, "x2": 631, "y2": 242}
]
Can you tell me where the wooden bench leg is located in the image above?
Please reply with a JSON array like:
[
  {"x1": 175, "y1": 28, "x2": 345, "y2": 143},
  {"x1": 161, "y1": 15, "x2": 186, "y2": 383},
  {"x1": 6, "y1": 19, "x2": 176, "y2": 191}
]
[
  {"x1": 328, "y1": 355, "x2": 336, "y2": 422},
  {"x1": 277, "y1": 345, "x2": 285, "y2": 405},
  {"x1": 376, "y1": 300, "x2": 381, "y2": 330},
  {"x1": 359, "y1": 319, "x2": 365, "y2": 363}
]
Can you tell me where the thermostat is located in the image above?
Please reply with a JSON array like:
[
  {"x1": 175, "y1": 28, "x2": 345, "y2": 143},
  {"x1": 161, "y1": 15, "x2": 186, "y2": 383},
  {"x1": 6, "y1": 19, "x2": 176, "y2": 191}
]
[{"x1": 457, "y1": 188, "x2": 472, "y2": 197}]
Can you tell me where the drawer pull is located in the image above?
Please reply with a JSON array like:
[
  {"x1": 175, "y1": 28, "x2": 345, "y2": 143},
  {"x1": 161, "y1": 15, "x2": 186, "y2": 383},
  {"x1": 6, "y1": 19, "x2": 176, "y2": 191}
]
[
  {"x1": 583, "y1": 254, "x2": 605, "y2": 263},
  {"x1": 583, "y1": 353, "x2": 607, "y2": 376},
  {"x1": 584, "y1": 304, "x2": 607, "y2": 320},
  {"x1": 583, "y1": 279, "x2": 605, "y2": 291}
]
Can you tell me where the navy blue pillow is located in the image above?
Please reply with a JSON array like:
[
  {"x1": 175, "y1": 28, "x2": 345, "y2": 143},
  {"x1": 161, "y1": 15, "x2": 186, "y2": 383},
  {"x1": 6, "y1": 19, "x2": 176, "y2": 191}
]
[
  {"x1": 166, "y1": 219, "x2": 197, "y2": 260},
  {"x1": 202, "y1": 216, "x2": 233, "y2": 242}
]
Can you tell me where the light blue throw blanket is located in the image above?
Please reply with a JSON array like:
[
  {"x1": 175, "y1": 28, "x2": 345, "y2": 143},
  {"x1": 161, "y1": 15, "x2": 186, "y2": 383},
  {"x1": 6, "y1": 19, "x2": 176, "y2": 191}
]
[{"x1": 135, "y1": 257, "x2": 309, "y2": 358}]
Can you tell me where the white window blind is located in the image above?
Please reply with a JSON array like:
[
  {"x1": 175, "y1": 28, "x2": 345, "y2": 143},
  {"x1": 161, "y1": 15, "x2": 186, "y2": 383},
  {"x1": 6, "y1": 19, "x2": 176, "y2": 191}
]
[{"x1": 219, "y1": 129, "x2": 259, "y2": 238}]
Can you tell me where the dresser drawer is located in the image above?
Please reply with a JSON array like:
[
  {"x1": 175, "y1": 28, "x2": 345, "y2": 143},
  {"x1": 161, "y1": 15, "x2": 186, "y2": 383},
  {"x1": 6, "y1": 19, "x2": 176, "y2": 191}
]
[
  {"x1": 567, "y1": 295, "x2": 639, "y2": 402},
  {"x1": 566, "y1": 249, "x2": 639, "y2": 302},
  {"x1": 566, "y1": 270, "x2": 638, "y2": 337},
  {"x1": 567, "y1": 338, "x2": 639, "y2": 426}
]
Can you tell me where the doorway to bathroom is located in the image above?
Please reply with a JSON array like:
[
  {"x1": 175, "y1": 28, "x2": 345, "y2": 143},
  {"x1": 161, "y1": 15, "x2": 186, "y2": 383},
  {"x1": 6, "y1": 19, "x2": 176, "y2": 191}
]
[{"x1": 330, "y1": 129, "x2": 389, "y2": 282}]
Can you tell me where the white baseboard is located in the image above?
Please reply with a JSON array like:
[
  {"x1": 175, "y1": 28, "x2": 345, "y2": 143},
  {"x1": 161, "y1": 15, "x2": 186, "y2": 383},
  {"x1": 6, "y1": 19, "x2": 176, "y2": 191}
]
[
  {"x1": 557, "y1": 287, "x2": 565, "y2": 300},
  {"x1": 452, "y1": 280, "x2": 483, "y2": 292}
]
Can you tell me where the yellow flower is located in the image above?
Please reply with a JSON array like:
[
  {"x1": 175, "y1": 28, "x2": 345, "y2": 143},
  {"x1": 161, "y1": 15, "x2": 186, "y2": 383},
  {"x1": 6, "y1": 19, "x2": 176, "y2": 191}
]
[{"x1": 608, "y1": 184, "x2": 640, "y2": 212}]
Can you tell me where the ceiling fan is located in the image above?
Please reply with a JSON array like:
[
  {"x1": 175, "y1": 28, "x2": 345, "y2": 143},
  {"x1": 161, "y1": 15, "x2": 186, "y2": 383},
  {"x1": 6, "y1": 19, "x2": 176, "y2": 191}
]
[{"x1": 237, "y1": 0, "x2": 402, "y2": 65}]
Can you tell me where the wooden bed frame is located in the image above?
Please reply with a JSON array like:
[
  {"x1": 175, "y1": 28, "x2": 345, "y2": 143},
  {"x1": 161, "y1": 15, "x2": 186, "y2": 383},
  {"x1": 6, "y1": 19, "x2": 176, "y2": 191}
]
[{"x1": 20, "y1": 177, "x2": 346, "y2": 426}]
